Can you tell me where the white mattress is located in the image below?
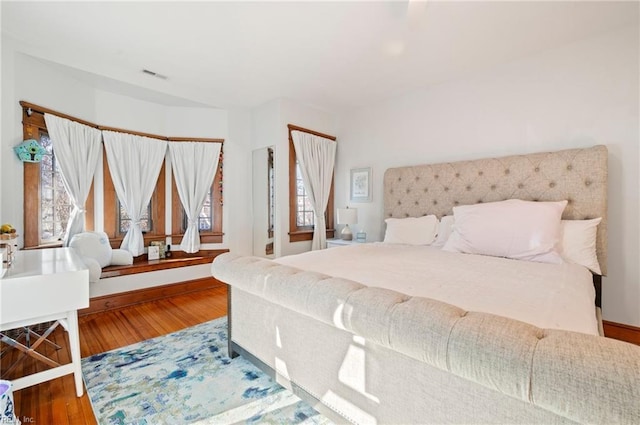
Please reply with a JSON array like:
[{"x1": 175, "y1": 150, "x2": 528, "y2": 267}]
[{"x1": 276, "y1": 243, "x2": 598, "y2": 335}]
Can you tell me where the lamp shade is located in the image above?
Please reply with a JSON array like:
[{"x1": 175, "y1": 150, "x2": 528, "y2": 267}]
[{"x1": 337, "y1": 207, "x2": 357, "y2": 225}]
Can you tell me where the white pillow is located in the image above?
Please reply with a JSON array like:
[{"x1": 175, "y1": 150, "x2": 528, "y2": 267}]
[
  {"x1": 559, "y1": 218, "x2": 602, "y2": 274},
  {"x1": 383, "y1": 215, "x2": 438, "y2": 245},
  {"x1": 69, "y1": 231, "x2": 113, "y2": 268},
  {"x1": 432, "y1": 215, "x2": 455, "y2": 248},
  {"x1": 442, "y1": 199, "x2": 567, "y2": 264}
]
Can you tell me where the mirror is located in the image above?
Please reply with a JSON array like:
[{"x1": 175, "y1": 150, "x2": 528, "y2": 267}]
[{"x1": 252, "y1": 147, "x2": 275, "y2": 257}]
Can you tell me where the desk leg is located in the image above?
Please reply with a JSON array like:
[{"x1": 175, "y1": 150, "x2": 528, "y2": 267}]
[{"x1": 66, "y1": 311, "x2": 84, "y2": 397}]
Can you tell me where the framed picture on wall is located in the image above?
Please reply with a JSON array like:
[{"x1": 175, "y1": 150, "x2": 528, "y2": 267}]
[{"x1": 350, "y1": 167, "x2": 372, "y2": 202}]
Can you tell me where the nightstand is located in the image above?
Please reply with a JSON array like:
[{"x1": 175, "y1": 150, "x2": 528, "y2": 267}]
[{"x1": 326, "y1": 239, "x2": 367, "y2": 248}]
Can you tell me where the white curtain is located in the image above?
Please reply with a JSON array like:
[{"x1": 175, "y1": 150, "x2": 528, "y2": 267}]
[
  {"x1": 169, "y1": 142, "x2": 221, "y2": 253},
  {"x1": 44, "y1": 113, "x2": 102, "y2": 246},
  {"x1": 102, "y1": 130, "x2": 167, "y2": 256},
  {"x1": 291, "y1": 130, "x2": 337, "y2": 250}
]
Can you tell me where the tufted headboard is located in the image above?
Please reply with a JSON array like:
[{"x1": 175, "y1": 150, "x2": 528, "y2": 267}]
[{"x1": 383, "y1": 145, "x2": 608, "y2": 275}]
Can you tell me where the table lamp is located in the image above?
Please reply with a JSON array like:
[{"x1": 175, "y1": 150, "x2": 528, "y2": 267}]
[{"x1": 337, "y1": 207, "x2": 357, "y2": 241}]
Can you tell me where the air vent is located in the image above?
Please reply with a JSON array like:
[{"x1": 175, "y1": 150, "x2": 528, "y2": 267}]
[{"x1": 142, "y1": 69, "x2": 168, "y2": 80}]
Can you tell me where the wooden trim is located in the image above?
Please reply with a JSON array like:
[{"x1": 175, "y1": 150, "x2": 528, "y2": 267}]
[
  {"x1": 287, "y1": 124, "x2": 336, "y2": 242},
  {"x1": 287, "y1": 124, "x2": 336, "y2": 141},
  {"x1": 20, "y1": 100, "x2": 98, "y2": 130},
  {"x1": 100, "y1": 249, "x2": 228, "y2": 278},
  {"x1": 79, "y1": 276, "x2": 225, "y2": 316},
  {"x1": 603, "y1": 321, "x2": 640, "y2": 345},
  {"x1": 168, "y1": 137, "x2": 225, "y2": 143},
  {"x1": 21, "y1": 100, "x2": 225, "y2": 143}
]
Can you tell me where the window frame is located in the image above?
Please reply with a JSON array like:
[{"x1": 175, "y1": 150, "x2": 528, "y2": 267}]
[
  {"x1": 170, "y1": 142, "x2": 224, "y2": 244},
  {"x1": 102, "y1": 144, "x2": 166, "y2": 247},
  {"x1": 287, "y1": 124, "x2": 335, "y2": 243},
  {"x1": 21, "y1": 103, "x2": 96, "y2": 249}
]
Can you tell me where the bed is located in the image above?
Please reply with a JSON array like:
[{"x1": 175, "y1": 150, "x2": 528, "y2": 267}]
[{"x1": 211, "y1": 145, "x2": 640, "y2": 424}]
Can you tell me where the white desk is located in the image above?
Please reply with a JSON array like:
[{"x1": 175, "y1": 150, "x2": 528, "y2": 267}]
[{"x1": 0, "y1": 248, "x2": 89, "y2": 396}]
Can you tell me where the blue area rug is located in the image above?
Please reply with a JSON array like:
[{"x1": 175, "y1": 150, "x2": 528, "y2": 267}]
[{"x1": 81, "y1": 317, "x2": 333, "y2": 424}]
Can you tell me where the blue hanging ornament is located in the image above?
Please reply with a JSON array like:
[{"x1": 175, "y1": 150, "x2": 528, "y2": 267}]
[{"x1": 14, "y1": 139, "x2": 47, "y2": 162}]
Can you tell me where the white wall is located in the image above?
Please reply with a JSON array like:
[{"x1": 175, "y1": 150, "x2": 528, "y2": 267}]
[
  {"x1": 335, "y1": 26, "x2": 639, "y2": 326},
  {"x1": 1, "y1": 46, "x2": 254, "y2": 296}
]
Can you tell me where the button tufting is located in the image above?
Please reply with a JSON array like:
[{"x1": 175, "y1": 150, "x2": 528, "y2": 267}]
[
  {"x1": 567, "y1": 165, "x2": 573, "y2": 171},
  {"x1": 444, "y1": 187, "x2": 449, "y2": 192},
  {"x1": 549, "y1": 182, "x2": 556, "y2": 188},
  {"x1": 478, "y1": 171, "x2": 483, "y2": 176},
  {"x1": 534, "y1": 167, "x2": 540, "y2": 172},
  {"x1": 406, "y1": 188, "x2": 411, "y2": 194},
  {"x1": 455, "y1": 173, "x2": 460, "y2": 178},
  {"x1": 433, "y1": 200, "x2": 438, "y2": 205},
  {"x1": 454, "y1": 201, "x2": 459, "y2": 205},
  {"x1": 414, "y1": 201, "x2": 419, "y2": 206},
  {"x1": 585, "y1": 180, "x2": 592, "y2": 186},
  {"x1": 518, "y1": 183, "x2": 524, "y2": 189},
  {"x1": 398, "y1": 177, "x2": 402, "y2": 182},
  {"x1": 477, "y1": 200, "x2": 483, "y2": 203},
  {"x1": 504, "y1": 169, "x2": 510, "y2": 175},
  {"x1": 466, "y1": 185, "x2": 471, "y2": 191},
  {"x1": 415, "y1": 176, "x2": 420, "y2": 181},
  {"x1": 423, "y1": 188, "x2": 428, "y2": 193},
  {"x1": 397, "y1": 200, "x2": 402, "y2": 205},
  {"x1": 490, "y1": 185, "x2": 497, "y2": 190},
  {"x1": 405, "y1": 213, "x2": 409, "y2": 217},
  {"x1": 435, "y1": 174, "x2": 439, "y2": 179}
]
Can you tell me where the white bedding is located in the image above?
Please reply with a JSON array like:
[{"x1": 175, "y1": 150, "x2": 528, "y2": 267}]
[{"x1": 275, "y1": 243, "x2": 598, "y2": 335}]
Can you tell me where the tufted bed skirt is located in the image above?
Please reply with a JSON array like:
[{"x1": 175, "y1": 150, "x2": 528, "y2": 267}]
[{"x1": 212, "y1": 254, "x2": 640, "y2": 425}]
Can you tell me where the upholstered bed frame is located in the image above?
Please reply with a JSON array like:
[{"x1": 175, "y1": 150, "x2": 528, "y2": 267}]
[
  {"x1": 212, "y1": 145, "x2": 640, "y2": 424},
  {"x1": 384, "y1": 145, "x2": 608, "y2": 306}
]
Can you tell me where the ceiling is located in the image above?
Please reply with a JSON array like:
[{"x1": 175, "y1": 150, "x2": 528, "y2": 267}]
[{"x1": 2, "y1": 1, "x2": 637, "y2": 112}]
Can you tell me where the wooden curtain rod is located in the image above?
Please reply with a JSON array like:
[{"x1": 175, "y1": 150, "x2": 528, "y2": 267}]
[
  {"x1": 287, "y1": 124, "x2": 336, "y2": 141},
  {"x1": 20, "y1": 100, "x2": 224, "y2": 143}
]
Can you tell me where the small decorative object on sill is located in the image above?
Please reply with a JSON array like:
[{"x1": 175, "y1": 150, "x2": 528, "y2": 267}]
[
  {"x1": 356, "y1": 230, "x2": 367, "y2": 243},
  {"x1": 148, "y1": 245, "x2": 160, "y2": 261},
  {"x1": 150, "y1": 241, "x2": 166, "y2": 258},
  {"x1": 14, "y1": 138, "x2": 47, "y2": 162},
  {"x1": 165, "y1": 245, "x2": 172, "y2": 258}
]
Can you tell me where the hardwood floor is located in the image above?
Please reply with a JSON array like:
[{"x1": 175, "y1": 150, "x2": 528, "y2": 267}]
[{"x1": 1, "y1": 286, "x2": 227, "y2": 425}]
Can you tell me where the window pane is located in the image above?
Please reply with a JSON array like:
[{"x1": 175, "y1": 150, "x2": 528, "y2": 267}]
[
  {"x1": 118, "y1": 201, "x2": 152, "y2": 234},
  {"x1": 295, "y1": 162, "x2": 314, "y2": 227},
  {"x1": 39, "y1": 133, "x2": 72, "y2": 244},
  {"x1": 181, "y1": 186, "x2": 213, "y2": 232}
]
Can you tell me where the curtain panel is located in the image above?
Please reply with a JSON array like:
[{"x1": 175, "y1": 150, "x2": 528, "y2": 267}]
[
  {"x1": 44, "y1": 113, "x2": 102, "y2": 246},
  {"x1": 291, "y1": 130, "x2": 337, "y2": 250},
  {"x1": 102, "y1": 130, "x2": 167, "y2": 256},
  {"x1": 168, "y1": 142, "x2": 221, "y2": 253}
]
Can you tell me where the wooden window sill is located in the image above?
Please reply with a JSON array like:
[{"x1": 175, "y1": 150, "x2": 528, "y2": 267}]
[
  {"x1": 100, "y1": 249, "x2": 229, "y2": 278},
  {"x1": 288, "y1": 229, "x2": 335, "y2": 243}
]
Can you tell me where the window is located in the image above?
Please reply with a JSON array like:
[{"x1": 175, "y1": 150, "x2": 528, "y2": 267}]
[
  {"x1": 21, "y1": 101, "x2": 224, "y2": 250},
  {"x1": 287, "y1": 124, "x2": 335, "y2": 242},
  {"x1": 171, "y1": 145, "x2": 223, "y2": 243},
  {"x1": 102, "y1": 145, "x2": 166, "y2": 245},
  {"x1": 21, "y1": 104, "x2": 95, "y2": 248}
]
